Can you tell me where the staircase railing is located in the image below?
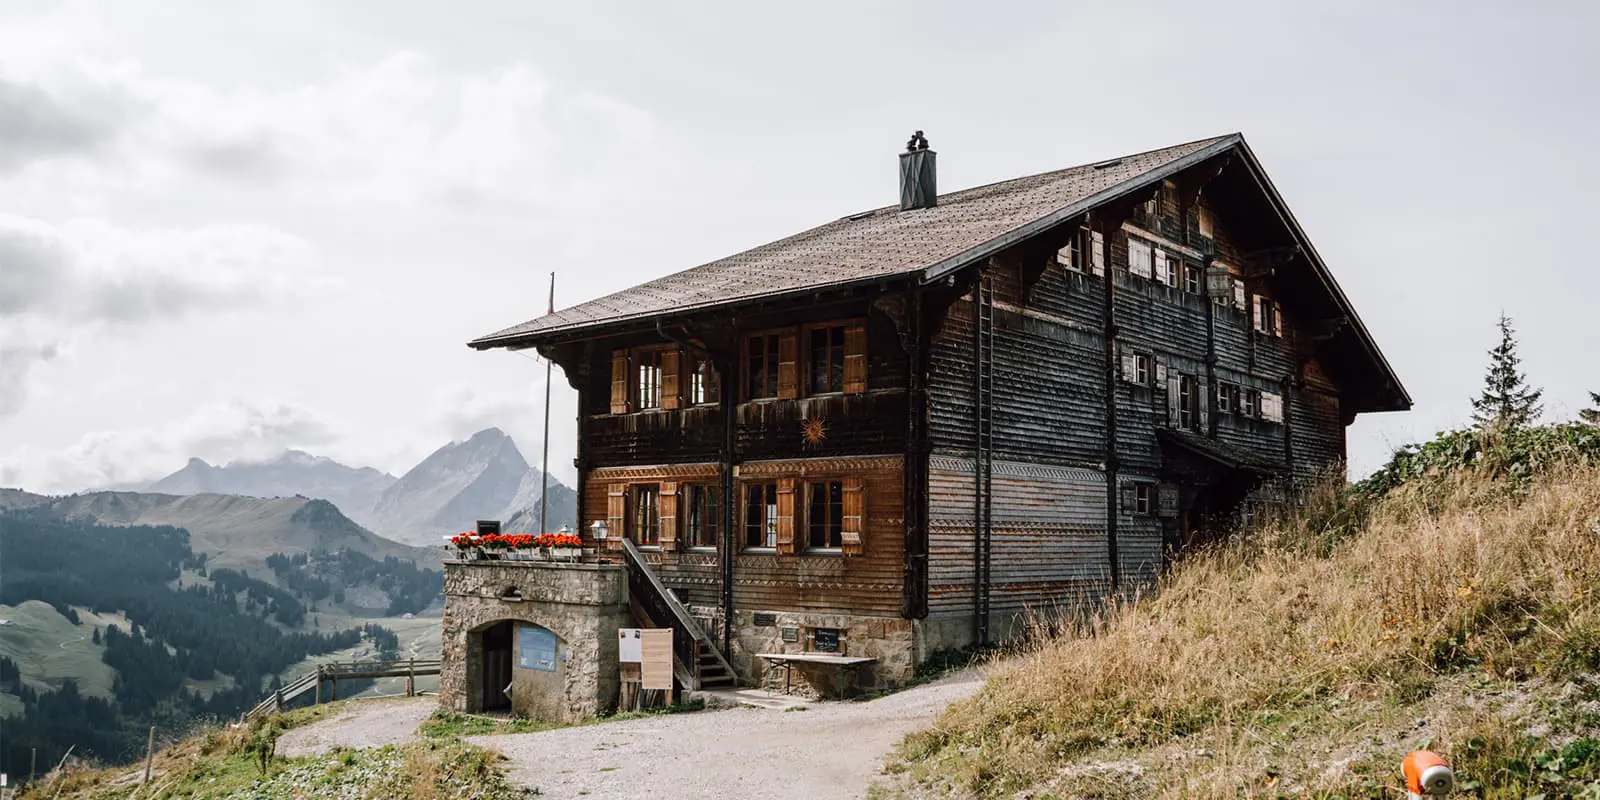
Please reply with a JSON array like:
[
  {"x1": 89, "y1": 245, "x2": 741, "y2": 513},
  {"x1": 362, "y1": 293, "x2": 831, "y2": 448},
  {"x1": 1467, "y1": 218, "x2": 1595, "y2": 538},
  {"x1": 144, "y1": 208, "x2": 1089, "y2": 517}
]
[{"x1": 619, "y1": 537, "x2": 737, "y2": 689}]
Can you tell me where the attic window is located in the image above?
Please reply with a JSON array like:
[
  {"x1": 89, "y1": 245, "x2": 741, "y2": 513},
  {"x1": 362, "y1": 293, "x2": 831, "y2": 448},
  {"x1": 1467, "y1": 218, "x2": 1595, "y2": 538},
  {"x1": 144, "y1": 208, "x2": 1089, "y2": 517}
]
[{"x1": 1092, "y1": 159, "x2": 1123, "y2": 170}]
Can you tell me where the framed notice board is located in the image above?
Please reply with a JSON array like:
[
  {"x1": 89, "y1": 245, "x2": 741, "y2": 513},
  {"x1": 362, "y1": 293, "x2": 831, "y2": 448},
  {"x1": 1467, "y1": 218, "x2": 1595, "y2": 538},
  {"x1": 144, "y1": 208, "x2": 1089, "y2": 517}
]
[{"x1": 519, "y1": 624, "x2": 558, "y2": 672}]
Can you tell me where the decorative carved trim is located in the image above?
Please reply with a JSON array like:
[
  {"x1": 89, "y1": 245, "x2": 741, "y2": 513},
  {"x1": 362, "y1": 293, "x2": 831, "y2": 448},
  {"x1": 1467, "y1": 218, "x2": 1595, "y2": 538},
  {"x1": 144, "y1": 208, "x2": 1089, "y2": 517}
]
[
  {"x1": 590, "y1": 462, "x2": 722, "y2": 482},
  {"x1": 929, "y1": 455, "x2": 1104, "y2": 483},
  {"x1": 736, "y1": 455, "x2": 903, "y2": 478}
]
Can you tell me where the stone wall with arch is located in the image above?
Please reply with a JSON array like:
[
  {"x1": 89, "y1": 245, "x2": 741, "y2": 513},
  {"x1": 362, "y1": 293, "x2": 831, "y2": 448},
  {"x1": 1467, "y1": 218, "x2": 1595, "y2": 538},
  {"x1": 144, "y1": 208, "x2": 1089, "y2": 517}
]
[{"x1": 440, "y1": 560, "x2": 628, "y2": 722}]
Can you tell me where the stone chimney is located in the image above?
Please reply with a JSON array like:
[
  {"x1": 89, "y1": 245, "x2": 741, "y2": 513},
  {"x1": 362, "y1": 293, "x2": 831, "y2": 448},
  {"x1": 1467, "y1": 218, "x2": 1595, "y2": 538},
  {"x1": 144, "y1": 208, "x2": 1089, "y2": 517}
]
[{"x1": 899, "y1": 130, "x2": 936, "y2": 210}]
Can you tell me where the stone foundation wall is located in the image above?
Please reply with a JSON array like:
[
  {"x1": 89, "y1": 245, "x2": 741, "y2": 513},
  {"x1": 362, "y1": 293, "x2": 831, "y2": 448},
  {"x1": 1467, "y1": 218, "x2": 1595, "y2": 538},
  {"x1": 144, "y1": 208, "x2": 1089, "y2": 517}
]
[
  {"x1": 441, "y1": 561, "x2": 628, "y2": 722},
  {"x1": 688, "y1": 604, "x2": 916, "y2": 698}
]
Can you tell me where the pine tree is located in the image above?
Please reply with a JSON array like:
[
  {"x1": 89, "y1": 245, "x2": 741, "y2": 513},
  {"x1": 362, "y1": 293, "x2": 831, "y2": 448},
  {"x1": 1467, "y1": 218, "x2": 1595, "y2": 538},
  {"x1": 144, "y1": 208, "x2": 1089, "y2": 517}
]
[
  {"x1": 1471, "y1": 313, "x2": 1543, "y2": 429},
  {"x1": 1581, "y1": 391, "x2": 1600, "y2": 426}
]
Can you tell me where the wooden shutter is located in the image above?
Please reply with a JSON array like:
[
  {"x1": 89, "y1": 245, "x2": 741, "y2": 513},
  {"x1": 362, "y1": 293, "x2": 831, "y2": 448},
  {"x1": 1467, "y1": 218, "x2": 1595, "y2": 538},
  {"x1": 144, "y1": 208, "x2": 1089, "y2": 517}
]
[
  {"x1": 609, "y1": 350, "x2": 630, "y2": 414},
  {"x1": 842, "y1": 325, "x2": 867, "y2": 395},
  {"x1": 660, "y1": 349, "x2": 681, "y2": 410},
  {"x1": 1231, "y1": 280, "x2": 1246, "y2": 310},
  {"x1": 776, "y1": 333, "x2": 799, "y2": 399},
  {"x1": 658, "y1": 481, "x2": 679, "y2": 551},
  {"x1": 607, "y1": 484, "x2": 627, "y2": 548},
  {"x1": 1199, "y1": 379, "x2": 1211, "y2": 431},
  {"x1": 774, "y1": 478, "x2": 796, "y2": 554},
  {"x1": 1166, "y1": 367, "x2": 1181, "y2": 426},
  {"x1": 1120, "y1": 351, "x2": 1136, "y2": 384},
  {"x1": 1198, "y1": 206, "x2": 1214, "y2": 239},
  {"x1": 1251, "y1": 295, "x2": 1264, "y2": 332},
  {"x1": 1091, "y1": 231, "x2": 1106, "y2": 276},
  {"x1": 840, "y1": 477, "x2": 864, "y2": 556},
  {"x1": 1153, "y1": 250, "x2": 1169, "y2": 286},
  {"x1": 1120, "y1": 482, "x2": 1136, "y2": 516},
  {"x1": 1273, "y1": 301, "x2": 1285, "y2": 337}
]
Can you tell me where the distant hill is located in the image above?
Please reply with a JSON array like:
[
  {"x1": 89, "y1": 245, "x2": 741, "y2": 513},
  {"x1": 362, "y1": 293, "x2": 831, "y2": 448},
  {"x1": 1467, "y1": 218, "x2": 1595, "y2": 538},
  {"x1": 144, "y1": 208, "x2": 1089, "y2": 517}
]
[
  {"x1": 123, "y1": 428, "x2": 578, "y2": 547},
  {"x1": 0, "y1": 488, "x2": 48, "y2": 510},
  {"x1": 144, "y1": 451, "x2": 397, "y2": 526},
  {"x1": 44, "y1": 492, "x2": 432, "y2": 575}
]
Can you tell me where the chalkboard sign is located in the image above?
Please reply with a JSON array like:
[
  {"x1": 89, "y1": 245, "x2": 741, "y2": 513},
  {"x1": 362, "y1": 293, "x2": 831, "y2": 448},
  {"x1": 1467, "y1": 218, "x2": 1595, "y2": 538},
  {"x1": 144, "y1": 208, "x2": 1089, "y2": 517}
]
[
  {"x1": 752, "y1": 612, "x2": 777, "y2": 628},
  {"x1": 519, "y1": 624, "x2": 557, "y2": 672},
  {"x1": 812, "y1": 628, "x2": 839, "y2": 653},
  {"x1": 780, "y1": 627, "x2": 799, "y2": 643}
]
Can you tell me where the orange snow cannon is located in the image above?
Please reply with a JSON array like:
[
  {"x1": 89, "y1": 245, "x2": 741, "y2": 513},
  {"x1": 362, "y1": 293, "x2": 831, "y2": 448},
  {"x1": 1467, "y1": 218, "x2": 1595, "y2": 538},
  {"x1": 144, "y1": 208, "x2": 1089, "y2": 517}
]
[{"x1": 1402, "y1": 750, "x2": 1454, "y2": 798}]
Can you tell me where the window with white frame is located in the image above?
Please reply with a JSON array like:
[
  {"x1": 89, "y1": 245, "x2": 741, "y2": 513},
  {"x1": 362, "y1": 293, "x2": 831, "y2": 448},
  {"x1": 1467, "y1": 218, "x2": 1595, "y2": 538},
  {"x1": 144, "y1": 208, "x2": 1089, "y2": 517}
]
[
  {"x1": 1135, "y1": 483, "x2": 1153, "y2": 515},
  {"x1": 1182, "y1": 261, "x2": 1201, "y2": 294},
  {"x1": 1178, "y1": 374, "x2": 1200, "y2": 430},
  {"x1": 1252, "y1": 295, "x2": 1284, "y2": 337},
  {"x1": 1242, "y1": 388, "x2": 1261, "y2": 418},
  {"x1": 1153, "y1": 249, "x2": 1176, "y2": 287},
  {"x1": 1217, "y1": 381, "x2": 1239, "y2": 414},
  {"x1": 1134, "y1": 352, "x2": 1152, "y2": 386}
]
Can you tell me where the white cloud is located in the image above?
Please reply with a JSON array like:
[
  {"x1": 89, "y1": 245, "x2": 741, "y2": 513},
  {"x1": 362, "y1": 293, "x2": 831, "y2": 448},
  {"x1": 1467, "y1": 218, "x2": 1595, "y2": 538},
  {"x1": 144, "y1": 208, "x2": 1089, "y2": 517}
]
[
  {"x1": 0, "y1": 47, "x2": 664, "y2": 217},
  {"x1": 0, "y1": 212, "x2": 326, "y2": 415},
  {"x1": 0, "y1": 399, "x2": 341, "y2": 493}
]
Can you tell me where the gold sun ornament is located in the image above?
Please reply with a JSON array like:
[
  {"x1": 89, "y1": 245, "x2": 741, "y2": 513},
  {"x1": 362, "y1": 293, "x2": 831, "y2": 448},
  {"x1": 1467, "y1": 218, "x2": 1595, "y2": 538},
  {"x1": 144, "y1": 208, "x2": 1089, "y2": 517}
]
[{"x1": 801, "y1": 417, "x2": 828, "y2": 445}]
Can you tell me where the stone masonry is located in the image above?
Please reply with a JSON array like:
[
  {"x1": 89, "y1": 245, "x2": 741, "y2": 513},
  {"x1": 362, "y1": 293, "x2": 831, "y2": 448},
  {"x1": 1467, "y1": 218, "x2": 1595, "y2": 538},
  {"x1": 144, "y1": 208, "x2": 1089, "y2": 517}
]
[{"x1": 441, "y1": 560, "x2": 628, "y2": 722}]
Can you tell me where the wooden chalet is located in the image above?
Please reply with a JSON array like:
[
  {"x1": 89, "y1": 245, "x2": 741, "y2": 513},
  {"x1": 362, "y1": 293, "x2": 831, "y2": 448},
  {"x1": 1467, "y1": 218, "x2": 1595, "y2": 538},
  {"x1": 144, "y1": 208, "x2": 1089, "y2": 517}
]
[{"x1": 467, "y1": 132, "x2": 1410, "y2": 689}]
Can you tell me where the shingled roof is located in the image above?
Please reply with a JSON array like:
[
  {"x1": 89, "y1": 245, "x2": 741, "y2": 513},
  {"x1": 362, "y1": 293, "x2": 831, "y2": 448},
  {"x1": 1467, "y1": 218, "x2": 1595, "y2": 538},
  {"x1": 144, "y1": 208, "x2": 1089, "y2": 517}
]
[{"x1": 469, "y1": 134, "x2": 1240, "y2": 349}]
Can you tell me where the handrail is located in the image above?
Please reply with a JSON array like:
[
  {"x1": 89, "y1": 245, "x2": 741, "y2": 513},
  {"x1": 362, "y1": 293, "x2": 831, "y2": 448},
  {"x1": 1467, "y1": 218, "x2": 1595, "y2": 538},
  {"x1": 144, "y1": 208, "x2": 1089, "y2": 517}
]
[
  {"x1": 619, "y1": 538, "x2": 738, "y2": 685},
  {"x1": 243, "y1": 657, "x2": 443, "y2": 721}
]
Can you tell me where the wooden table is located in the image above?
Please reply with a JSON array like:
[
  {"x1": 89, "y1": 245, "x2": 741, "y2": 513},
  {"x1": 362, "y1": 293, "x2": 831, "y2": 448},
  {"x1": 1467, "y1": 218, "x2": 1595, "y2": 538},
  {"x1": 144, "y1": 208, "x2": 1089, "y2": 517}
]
[{"x1": 755, "y1": 653, "x2": 877, "y2": 700}]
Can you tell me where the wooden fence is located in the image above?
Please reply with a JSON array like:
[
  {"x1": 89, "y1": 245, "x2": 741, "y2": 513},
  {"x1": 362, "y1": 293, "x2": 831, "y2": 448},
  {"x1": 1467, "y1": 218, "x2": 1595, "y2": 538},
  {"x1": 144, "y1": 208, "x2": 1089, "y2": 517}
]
[{"x1": 244, "y1": 658, "x2": 442, "y2": 721}]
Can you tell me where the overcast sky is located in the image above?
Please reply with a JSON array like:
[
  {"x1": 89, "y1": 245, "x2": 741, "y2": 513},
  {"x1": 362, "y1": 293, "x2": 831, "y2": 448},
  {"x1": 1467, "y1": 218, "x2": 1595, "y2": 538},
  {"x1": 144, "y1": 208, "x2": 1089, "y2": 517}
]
[{"x1": 0, "y1": 0, "x2": 1595, "y2": 494}]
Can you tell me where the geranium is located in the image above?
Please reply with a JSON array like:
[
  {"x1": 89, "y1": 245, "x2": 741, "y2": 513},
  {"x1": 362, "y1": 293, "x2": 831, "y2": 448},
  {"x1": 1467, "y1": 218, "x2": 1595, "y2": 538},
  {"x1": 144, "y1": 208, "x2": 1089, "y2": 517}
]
[
  {"x1": 536, "y1": 533, "x2": 583, "y2": 549},
  {"x1": 480, "y1": 534, "x2": 509, "y2": 550},
  {"x1": 449, "y1": 533, "x2": 475, "y2": 549}
]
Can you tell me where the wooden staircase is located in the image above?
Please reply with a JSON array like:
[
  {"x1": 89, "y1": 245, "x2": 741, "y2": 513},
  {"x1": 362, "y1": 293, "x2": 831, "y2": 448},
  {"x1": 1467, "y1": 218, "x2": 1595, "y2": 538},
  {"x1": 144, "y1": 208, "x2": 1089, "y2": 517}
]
[{"x1": 620, "y1": 538, "x2": 738, "y2": 690}]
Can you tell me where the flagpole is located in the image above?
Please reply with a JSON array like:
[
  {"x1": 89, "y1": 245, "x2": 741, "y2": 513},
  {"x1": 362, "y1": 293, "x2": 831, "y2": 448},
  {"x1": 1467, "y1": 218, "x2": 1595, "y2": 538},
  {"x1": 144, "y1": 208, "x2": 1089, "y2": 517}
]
[{"x1": 539, "y1": 271, "x2": 555, "y2": 535}]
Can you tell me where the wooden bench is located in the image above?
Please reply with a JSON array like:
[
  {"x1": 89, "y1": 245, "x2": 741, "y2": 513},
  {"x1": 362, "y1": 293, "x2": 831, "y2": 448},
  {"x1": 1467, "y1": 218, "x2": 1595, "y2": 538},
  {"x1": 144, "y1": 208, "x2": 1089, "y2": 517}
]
[{"x1": 755, "y1": 653, "x2": 877, "y2": 700}]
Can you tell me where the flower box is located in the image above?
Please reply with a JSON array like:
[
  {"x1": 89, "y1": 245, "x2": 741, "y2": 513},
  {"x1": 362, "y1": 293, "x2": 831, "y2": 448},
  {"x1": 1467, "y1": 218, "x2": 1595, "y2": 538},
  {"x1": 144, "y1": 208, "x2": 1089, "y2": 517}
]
[{"x1": 550, "y1": 546, "x2": 581, "y2": 561}]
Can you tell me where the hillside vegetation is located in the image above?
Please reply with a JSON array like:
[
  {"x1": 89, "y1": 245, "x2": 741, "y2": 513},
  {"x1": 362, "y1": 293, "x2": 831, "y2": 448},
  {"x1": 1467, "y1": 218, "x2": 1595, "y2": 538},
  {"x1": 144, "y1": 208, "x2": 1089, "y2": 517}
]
[{"x1": 891, "y1": 425, "x2": 1600, "y2": 799}]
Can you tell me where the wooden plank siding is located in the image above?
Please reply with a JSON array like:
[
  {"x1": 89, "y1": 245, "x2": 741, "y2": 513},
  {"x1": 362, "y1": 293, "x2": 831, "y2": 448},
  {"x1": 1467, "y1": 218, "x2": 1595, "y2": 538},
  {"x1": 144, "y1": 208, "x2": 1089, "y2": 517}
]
[
  {"x1": 927, "y1": 457, "x2": 1110, "y2": 617},
  {"x1": 582, "y1": 457, "x2": 905, "y2": 618},
  {"x1": 923, "y1": 184, "x2": 1355, "y2": 628}
]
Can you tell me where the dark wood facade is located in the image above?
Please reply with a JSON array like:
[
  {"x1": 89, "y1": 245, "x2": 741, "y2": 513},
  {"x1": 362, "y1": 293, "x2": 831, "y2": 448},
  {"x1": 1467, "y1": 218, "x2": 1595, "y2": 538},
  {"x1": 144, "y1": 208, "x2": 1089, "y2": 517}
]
[{"x1": 474, "y1": 135, "x2": 1409, "y2": 670}]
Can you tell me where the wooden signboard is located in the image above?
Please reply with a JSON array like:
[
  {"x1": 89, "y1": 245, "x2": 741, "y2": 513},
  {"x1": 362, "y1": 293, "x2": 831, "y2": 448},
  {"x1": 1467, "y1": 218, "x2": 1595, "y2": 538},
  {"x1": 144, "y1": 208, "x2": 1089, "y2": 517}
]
[{"x1": 640, "y1": 629, "x2": 674, "y2": 691}]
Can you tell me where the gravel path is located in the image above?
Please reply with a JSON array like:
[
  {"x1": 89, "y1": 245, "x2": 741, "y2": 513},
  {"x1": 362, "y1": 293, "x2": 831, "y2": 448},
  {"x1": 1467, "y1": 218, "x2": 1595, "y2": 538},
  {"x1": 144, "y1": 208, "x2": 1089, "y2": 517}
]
[
  {"x1": 276, "y1": 696, "x2": 436, "y2": 757},
  {"x1": 469, "y1": 669, "x2": 985, "y2": 800}
]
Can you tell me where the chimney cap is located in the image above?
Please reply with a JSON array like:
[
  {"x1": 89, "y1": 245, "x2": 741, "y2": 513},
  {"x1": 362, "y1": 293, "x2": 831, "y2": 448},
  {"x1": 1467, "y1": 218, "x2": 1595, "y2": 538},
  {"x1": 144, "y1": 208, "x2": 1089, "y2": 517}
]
[{"x1": 905, "y1": 130, "x2": 930, "y2": 153}]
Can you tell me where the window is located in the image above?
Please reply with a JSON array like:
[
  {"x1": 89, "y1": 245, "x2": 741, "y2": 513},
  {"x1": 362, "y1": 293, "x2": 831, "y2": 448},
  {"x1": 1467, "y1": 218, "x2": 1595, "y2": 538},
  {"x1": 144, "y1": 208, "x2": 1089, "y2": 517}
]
[
  {"x1": 634, "y1": 349, "x2": 664, "y2": 410},
  {"x1": 1127, "y1": 239, "x2": 1153, "y2": 279},
  {"x1": 1242, "y1": 388, "x2": 1261, "y2": 418},
  {"x1": 1056, "y1": 231, "x2": 1082, "y2": 271},
  {"x1": 689, "y1": 356, "x2": 720, "y2": 405},
  {"x1": 1252, "y1": 295, "x2": 1283, "y2": 336},
  {"x1": 1217, "y1": 381, "x2": 1239, "y2": 414},
  {"x1": 807, "y1": 326, "x2": 846, "y2": 395},
  {"x1": 1134, "y1": 352, "x2": 1152, "y2": 386},
  {"x1": 745, "y1": 334, "x2": 782, "y2": 399},
  {"x1": 1135, "y1": 483, "x2": 1153, "y2": 515},
  {"x1": 685, "y1": 484, "x2": 721, "y2": 549},
  {"x1": 743, "y1": 482, "x2": 778, "y2": 549},
  {"x1": 1182, "y1": 262, "x2": 1202, "y2": 295},
  {"x1": 1178, "y1": 374, "x2": 1200, "y2": 430},
  {"x1": 806, "y1": 480, "x2": 844, "y2": 550},
  {"x1": 1153, "y1": 250, "x2": 1176, "y2": 287},
  {"x1": 630, "y1": 485, "x2": 660, "y2": 546}
]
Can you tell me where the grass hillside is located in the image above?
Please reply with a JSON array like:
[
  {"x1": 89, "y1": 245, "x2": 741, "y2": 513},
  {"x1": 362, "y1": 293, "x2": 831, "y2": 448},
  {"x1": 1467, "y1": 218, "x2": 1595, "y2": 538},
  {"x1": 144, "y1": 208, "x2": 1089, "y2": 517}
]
[{"x1": 890, "y1": 426, "x2": 1600, "y2": 799}]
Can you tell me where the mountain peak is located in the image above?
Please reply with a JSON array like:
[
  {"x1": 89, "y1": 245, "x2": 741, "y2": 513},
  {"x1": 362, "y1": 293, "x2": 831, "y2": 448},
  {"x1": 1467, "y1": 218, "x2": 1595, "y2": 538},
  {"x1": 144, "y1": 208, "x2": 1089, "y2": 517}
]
[
  {"x1": 467, "y1": 427, "x2": 508, "y2": 443},
  {"x1": 185, "y1": 457, "x2": 212, "y2": 470}
]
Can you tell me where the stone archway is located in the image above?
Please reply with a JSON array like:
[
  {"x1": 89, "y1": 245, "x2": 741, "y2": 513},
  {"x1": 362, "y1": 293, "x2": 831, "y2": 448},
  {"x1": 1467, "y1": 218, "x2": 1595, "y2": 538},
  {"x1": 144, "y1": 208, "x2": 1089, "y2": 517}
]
[{"x1": 441, "y1": 561, "x2": 629, "y2": 722}]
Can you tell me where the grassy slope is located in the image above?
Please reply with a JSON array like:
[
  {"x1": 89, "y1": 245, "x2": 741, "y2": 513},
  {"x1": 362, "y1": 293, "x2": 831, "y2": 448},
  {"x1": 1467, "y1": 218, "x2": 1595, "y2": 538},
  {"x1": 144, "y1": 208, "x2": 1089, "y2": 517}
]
[
  {"x1": 0, "y1": 601, "x2": 131, "y2": 699},
  {"x1": 889, "y1": 465, "x2": 1600, "y2": 799},
  {"x1": 24, "y1": 700, "x2": 528, "y2": 800}
]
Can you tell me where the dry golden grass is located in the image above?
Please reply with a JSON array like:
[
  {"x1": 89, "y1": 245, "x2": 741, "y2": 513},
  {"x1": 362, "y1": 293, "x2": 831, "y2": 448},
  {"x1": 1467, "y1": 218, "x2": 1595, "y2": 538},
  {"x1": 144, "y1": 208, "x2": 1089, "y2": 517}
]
[{"x1": 895, "y1": 465, "x2": 1600, "y2": 798}]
